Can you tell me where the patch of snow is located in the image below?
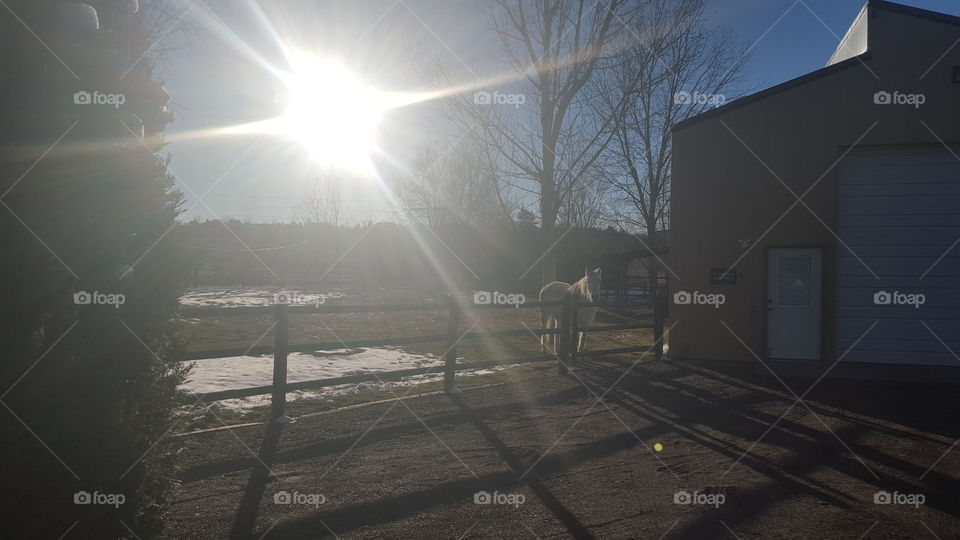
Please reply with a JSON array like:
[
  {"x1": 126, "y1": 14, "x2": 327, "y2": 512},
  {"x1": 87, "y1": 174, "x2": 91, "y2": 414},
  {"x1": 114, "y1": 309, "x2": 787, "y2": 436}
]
[
  {"x1": 179, "y1": 286, "x2": 348, "y2": 308},
  {"x1": 181, "y1": 346, "x2": 517, "y2": 412}
]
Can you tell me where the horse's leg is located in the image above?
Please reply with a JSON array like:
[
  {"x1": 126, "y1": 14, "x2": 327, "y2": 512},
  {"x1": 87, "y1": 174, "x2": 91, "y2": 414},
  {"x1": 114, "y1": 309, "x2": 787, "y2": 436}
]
[
  {"x1": 540, "y1": 312, "x2": 547, "y2": 353},
  {"x1": 577, "y1": 309, "x2": 594, "y2": 362},
  {"x1": 541, "y1": 313, "x2": 555, "y2": 354},
  {"x1": 556, "y1": 316, "x2": 568, "y2": 374},
  {"x1": 549, "y1": 316, "x2": 558, "y2": 355}
]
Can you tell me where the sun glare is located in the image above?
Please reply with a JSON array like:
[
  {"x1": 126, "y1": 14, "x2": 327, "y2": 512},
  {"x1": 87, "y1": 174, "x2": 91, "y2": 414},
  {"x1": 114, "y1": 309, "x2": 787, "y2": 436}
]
[{"x1": 276, "y1": 55, "x2": 388, "y2": 172}]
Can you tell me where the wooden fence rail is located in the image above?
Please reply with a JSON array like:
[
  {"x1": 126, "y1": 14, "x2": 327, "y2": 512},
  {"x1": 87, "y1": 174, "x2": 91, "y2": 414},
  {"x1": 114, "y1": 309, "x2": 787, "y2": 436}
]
[{"x1": 180, "y1": 294, "x2": 667, "y2": 420}]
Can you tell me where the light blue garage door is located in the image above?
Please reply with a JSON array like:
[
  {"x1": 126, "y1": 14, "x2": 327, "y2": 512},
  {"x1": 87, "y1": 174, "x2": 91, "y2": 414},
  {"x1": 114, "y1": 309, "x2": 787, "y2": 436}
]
[{"x1": 836, "y1": 148, "x2": 960, "y2": 365}]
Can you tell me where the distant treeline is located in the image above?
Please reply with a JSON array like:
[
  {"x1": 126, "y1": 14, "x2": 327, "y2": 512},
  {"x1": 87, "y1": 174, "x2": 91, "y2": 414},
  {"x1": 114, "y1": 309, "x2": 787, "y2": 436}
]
[{"x1": 179, "y1": 220, "x2": 659, "y2": 293}]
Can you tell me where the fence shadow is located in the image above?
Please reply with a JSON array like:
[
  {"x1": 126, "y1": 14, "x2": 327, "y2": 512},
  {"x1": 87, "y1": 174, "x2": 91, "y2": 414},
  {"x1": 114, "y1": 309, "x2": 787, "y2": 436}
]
[
  {"x1": 180, "y1": 384, "x2": 590, "y2": 483},
  {"x1": 262, "y1": 402, "x2": 651, "y2": 538},
  {"x1": 448, "y1": 393, "x2": 595, "y2": 539},
  {"x1": 673, "y1": 358, "x2": 960, "y2": 439},
  {"x1": 229, "y1": 422, "x2": 285, "y2": 540},
  {"x1": 579, "y1": 357, "x2": 960, "y2": 531}
]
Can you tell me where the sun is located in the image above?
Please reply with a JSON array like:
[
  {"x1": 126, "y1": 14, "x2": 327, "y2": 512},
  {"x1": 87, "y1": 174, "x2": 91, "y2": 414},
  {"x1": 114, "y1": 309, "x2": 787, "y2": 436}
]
[
  {"x1": 223, "y1": 51, "x2": 435, "y2": 173},
  {"x1": 275, "y1": 54, "x2": 388, "y2": 172}
]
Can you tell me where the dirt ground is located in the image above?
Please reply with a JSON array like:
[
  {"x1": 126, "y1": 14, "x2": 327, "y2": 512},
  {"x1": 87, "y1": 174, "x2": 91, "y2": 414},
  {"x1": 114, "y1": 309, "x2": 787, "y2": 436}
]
[{"x1": 165, "y1": 355, "x2": 960, "y2": 539}]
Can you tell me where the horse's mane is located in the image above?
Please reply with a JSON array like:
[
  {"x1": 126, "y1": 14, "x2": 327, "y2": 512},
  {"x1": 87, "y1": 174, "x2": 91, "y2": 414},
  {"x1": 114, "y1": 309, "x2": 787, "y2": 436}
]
[{"x1": 568, "y1": 275, "x2": 593, "y2": 301}]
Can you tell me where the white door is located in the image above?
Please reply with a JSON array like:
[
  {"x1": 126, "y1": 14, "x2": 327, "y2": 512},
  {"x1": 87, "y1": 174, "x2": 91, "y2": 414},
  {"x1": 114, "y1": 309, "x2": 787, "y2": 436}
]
[{"x1": 767, "y1": 248, "x2": 822, "y2": 360}]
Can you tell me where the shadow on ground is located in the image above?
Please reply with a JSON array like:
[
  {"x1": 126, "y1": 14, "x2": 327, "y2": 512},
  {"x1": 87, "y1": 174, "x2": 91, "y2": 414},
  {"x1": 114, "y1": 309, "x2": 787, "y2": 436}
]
[{"x1": 167, "y1": 357, "x2": 960, "y2": 539}]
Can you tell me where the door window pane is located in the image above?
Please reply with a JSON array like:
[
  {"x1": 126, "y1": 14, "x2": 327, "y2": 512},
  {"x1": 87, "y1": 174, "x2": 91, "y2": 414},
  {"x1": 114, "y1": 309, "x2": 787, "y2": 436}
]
[{"x1": 778, "y1": 255, "x2": 811, "y2": 306}]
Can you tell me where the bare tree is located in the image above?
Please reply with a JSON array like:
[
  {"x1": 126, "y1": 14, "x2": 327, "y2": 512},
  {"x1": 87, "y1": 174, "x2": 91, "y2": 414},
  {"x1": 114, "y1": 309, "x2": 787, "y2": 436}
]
[
  {"x1": 139, "y1": 0, "x2": 209, "y2": 66},
  {"x1": 559, "y1": 179, "x2": 608, "y2": 230},
  {"x1": 297, "y1": 172, "x2": 343, "y2": 226},
  {"x1": 422, "y1": 0, "x2": 644, "y2": 283},
  {"x1": 395, "y1": 143, "x2": 510, "y2": 227},
  {"x1": 597, "y1": 0, "x2": 749, "y2": 283}
]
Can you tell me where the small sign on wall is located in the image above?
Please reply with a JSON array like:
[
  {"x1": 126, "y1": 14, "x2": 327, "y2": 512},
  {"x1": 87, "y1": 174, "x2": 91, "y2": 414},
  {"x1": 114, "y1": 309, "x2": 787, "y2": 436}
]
[{"x1": 710, "y1": 267, "x2": 737, "y2": 285}]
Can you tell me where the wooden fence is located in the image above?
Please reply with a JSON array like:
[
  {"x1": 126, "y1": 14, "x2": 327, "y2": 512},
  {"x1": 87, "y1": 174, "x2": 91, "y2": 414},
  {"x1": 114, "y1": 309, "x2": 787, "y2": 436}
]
[{"x1": 179, "y1": 294, "x2": 667, "y2": 420}]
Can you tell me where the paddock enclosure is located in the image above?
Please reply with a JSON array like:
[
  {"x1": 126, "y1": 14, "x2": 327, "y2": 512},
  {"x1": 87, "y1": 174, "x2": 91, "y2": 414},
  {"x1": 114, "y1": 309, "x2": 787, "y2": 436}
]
[
  {"x1": 167, "y1": 273, "x2": 959, "y2": 539},
  {"x1": 178, "y1": 291, "x2": 668, "y2": 419}
]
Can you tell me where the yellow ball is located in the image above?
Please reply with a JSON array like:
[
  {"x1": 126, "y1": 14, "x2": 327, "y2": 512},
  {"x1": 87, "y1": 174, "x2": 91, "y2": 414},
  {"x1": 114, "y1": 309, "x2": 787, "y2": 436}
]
[{"x1": 654, "y1": 443, "x2": 663, "y2": 452}]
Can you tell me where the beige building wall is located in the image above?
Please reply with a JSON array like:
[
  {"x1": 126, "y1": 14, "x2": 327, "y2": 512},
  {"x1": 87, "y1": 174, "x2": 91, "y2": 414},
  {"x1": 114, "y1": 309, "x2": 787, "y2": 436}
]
[{"x1": 669, "y1": 3, "x2": 960, "y2": 362}]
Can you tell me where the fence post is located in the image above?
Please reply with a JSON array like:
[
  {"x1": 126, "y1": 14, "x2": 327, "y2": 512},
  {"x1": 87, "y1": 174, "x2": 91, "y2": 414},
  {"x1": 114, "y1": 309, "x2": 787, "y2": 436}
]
[
  {"x1": 653, "y1": 294, "x2": 665, "y2": 361},
  {"x1": 271, "y1": 302, "x2": 289, "y2": 421},
  {"x1": 558, "y1": 294, "x2": 573, "y2": 374},
  {"x1": 444, "y1": 293, "x2": 461, "y2": 393}
]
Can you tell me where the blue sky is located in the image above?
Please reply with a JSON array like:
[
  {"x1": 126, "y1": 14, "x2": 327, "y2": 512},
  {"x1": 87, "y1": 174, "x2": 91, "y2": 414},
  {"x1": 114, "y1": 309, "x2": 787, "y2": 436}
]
[{"x1": 163, "y1": 0, "x2": 960, "y2": 224}]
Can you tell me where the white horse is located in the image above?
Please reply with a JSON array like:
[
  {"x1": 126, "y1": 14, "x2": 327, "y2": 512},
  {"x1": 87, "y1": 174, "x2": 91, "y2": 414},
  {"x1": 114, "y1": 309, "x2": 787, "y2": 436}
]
[{"x1": 539, "y1": 268, "x2": 602, "y2": 360}]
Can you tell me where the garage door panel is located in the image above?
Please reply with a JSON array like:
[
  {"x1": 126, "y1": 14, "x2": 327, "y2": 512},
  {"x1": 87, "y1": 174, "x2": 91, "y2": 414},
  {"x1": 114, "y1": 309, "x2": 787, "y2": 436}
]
[
  {"x1": 837, "y1": 270, "x2": 960, "y2": 282},
  {"x1": 837, "y1": 318, "x2": 960, "y2": 341},
  {"x1": 838, "y1": 287, "x2": 959, "y2": 301},
  {"x1": 836, "y1": 287, "x2": 959, "y2": 304},
  {"x1": 838, "y1": 344, "x2": 960, "y2": 365},
  {"x1": 836, "y1": 256, "x2": 960, "y2": 276},
  {"x1": 834, "y1": 307, "x2": 958, "y2": 321},
  {"x1": 837, "y1": 227, "x2": 960, "y2": 246},
  {"x1": 838, "y1": 196, "x2": 960, "y2": 214},
  {"x1": 838, "y1": 349, "x2": 959, "y2": 365},
  {"x1": 838, "y1": 337, "x2": 960, "y2": 354},
  {"x1": 838, "y1": 213, "x2": 960, "y2": 227},
  {"x1": 837, "y1": 148, "x2": 960, "y2": 366},
  {"x1": 838, "y1": 245, "x2": 960, "y2": 258},
  {"x1": 837, "y1": 319, "x2": 960, "y2": 365},
  {"x1": 838, "y1": 181, "x2": 960, "y2": 196},
  {"x1": 839, "y1": 152, "x2": 959, "y2": 170}
]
